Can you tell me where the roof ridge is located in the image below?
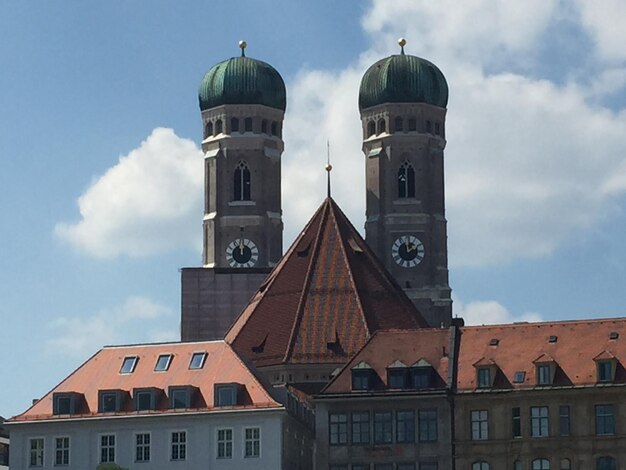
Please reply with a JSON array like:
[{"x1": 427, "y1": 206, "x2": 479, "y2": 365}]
[{"x1": 461, "y1": 316, "x2": 626, "y2": 330}]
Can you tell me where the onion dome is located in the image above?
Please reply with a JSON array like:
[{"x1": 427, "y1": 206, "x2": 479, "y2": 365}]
[
  {"x1": 358, "y1": 38, "x2": 448, "y2": 110},
  {"x1": 199, "y1": 41, "x2": 286, "y2": 112}
]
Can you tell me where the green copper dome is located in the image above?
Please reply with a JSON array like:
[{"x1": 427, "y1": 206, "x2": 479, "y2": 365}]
[
  {"x1": 198, "y1": 48, "x2": 286, "y2": 112},
  {"x1": 359, "y1": 50, "x2": 448, "y2": 110}
]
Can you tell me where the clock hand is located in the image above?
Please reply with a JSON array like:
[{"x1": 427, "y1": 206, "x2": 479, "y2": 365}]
[{"x1": 239, "y1": 239, "x2": 244, "y2": 255}]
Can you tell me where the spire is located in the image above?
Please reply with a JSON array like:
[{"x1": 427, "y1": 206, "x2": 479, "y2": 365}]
[
  {"x1": 325, "y1": 140, "x2": 332, "y2": 198},
  {"x1": 398, "y1": 37, "x2": 406, "y2": 55},
  {"x1": 239, "y1": 40, "x2": 247, "y2": 57}
]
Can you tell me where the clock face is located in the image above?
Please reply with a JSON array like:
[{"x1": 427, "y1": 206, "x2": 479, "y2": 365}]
[
  {"x1": 391, "y1": 235, "x2": 425, "y2": 268},
  {"x1": 226, "y1": 238, "x2": 259, "y2": 268}
]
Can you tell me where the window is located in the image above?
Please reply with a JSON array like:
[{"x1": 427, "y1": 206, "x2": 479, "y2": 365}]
[
  {"x1": 29, "y1": 438, "x2": 44, "y2": 467},
  {"x1": 244, "y1": 117, "x2": 253, "y2": 132},
  {"x1": 398, "y1": 161, "x2": 416, "y2": 198},
  {"x1": 134, "y1": 388, "x2": 156, "y2": 411},
  {"x1": 435, "y1": 122, "x2": 441, "y2": 135},
  {"x1": 472, "y1": 462, "x2": 489, "y2": 470},
  {"x1": 155, "y1": 354, "x2": 173, "y2": 371},
  {"x1": 54, "y1": 437, "x2": 70, "y2": 466},
  {"x1": 215, "y1": 119, "x2": 223, "y2": 134},
  {"x1": 169, "y1": 387, "x2": 191, "y2": 409},
  {"x1": 412, "y1": 367, "x2": 432, "y2": 388},
  {"x1": 561, "y1": 459, "x2": 571, "y2": 470},
  {"x1": 374, "y1": 411, "x2": 393, "y2": 444},
  {"x1": 231, "y1": 117, "x2": 240, "y2": 132},
  {"x1": 351, "y1": 367, "x2": 372, "y2": 390},
  {"x1": 329, "y1": 414, "x2": 348, "y2": 445},
  {"x1": 533, "y1": 459, "x2": 550, "y2": 470},
  {"x1": 597, "y1": 456, "x2": 617, "y2": 470},
  {"x1": 531, "y1": 406, "x2": 549, "y2": 437},
  {"x1": 217, "y1": 428, "x2": 233, "y2": 458},
  {"x1": 537, "y1": 364, "x2": 551, "y2": 385},
  {"x1": 398, "y1": 465, "x2": 416, "y2": 470},
  {"x1": 513, "y1": 371, "x2": 526, "y2": 383},
  {"x1": 330, "y1": 466, "x2": 348, "y2": 470},
  {"x1": 418, "y1": 409, "x2": 438, "y2": 442},
  {"x1": 99, "y1": 391, "x2": 119, "y2": 413},
  {"x1": 215, "y1": 384, "x2": 237, "y2": 406},
  {"x1": 395, "y1": 116, "x2": 404, "y2": 132},
  {"x1": 205, "y1": 121, "x2": 213, "y2": 137},
  {"x1": 100, "y1": 434, "x2": 115, "y2": 463},
  {"x1": 120, "y1": 356, "x2": 138, "y2": 374},
  {"x1": 471, "y1": 410, "x2": 488, "y2": 440},
  {"x1": 420, "y1": 464, "x2": 438, "y2": 470},
  {"x1": 53, "y1": 394, "x2": 78, "y2": 415},
  {"x1": 367, "y1": 120, "x2": 376, "y2": 137},
  {"x1": 351, "y1": 411, "x2": 370, "y2": 444},
  {"x1": 512, "y1": 407, "x2": 521, "y2": 437},
  {"x1": 396, "y1": 410, "x2": 415, "y2": 443},
  {"x1": 189, "y1": 352, "x2": 207, "y2": 369},
  {"x1": 388, "y1": 368, "x2": 407, "y2": 388},
  {"x1": 477, "y1": 368, "x2": 491, "y2": 388},
  {"x1": 271, "y1": 121, "x2": 278, "y2": 136},
  {"x1": 261, "y1": 119, "x2": 268, "y2": 134},
  {"x1": 598, "y1": 361, "x2": 614, "y2": 382},
  {"x1": 426, "y1": 120, "x2": 432, "y2": 133},
  {"x1": 377, "y1": 118, "x2": 386, "y2": 134},
  {"x1": 408, "y1": 118, "x2": 417, "y2": 131},
  {"x1": 559, "y1": 405, "x2": 570, "y2": 436},
  {"x1": 596, "y1": 404, "x2": 615, "y2": 435},
  {"x1": 171, "y1": 431, "x2": 186, "y2": 461},
  {"x1": 244, "y1": 427, "x2": 260, "y2": 458},
  {"x1": 136, "y1": 433, "x2": 150, "y2": 462},
  {"x1": 375, "y1": 465, "x2": 393, "y2": 470},
  {"x1": 514, "y1": 461, "x2": 522, "y2": 470},
  {"x1": 234, "y1": 160, "x2": 251, "y2": 201}
]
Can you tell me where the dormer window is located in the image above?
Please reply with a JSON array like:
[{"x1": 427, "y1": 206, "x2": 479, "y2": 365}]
[
  {"x1": 387, "y1": 361, "x2": 408, "y2": 389},
  {"x1": 169, "y1": 386, "x2": 195, "y2": 409},
  {"x1": 189, "y1": 352, "x2": 207, "y2": 370},
  {"x1": 411, "y1": 359, "x2": 434, "y2": 389},
  {"x1": 533, "y1": 353, "x2": 557, "y2": 386},
  {"x1": 215, "y1": 384, "x2": 240, "y2": 406},
  {"x1": 473, "y1": 358, "x2": 497, "y2": 389},
  {"x1": 594, "y1": 351, "x2": 618, "y2": 383},
  {"x1": 98, "y1": 390, "x2": 125, "y2": 413},
  {"x1": 120, "y1": 356, "x2": 138, "y2": 374},
  {"x1": 134, "y1": 388, "x2": 159, "y2": 411},
  {"x1": 155, "y1": 354, "x2": 173, "y2": 372},
  {"x1": 53, "y1": 392, "x2": 82, "y2": 415},
  {"x1": 477, "y1": 368, "x2": 491, "y2": 388},
  {"x1": 351, "y1": 361, "x2": 374, "y2": 391}
]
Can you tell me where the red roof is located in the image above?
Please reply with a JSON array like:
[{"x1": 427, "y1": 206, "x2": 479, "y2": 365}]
[
  {"x1": 225, "y1": 198, "x2": 427, "y2": 367},
  {"x1": 11, "y1": 340, "x2": 280, "y2": 422},
  {"x1": 457, "y1": 318, "x2": 626, "y2": 390},
  {"x1": 321, "y1": 328, "x2": 452, "y2": 394}
]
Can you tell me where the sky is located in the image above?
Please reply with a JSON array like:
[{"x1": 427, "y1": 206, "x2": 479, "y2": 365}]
[{"x1": 2, "y1": 0, "x2": 626, "y2": 418}]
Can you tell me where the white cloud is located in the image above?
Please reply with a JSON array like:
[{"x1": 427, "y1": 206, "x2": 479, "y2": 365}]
[
  {"x1": 55, "y1": 127, "x2": 203, "y2": 258},
  {"x1": 47, "y1": 296, "x2": 177, "y2": 357},
  {"x1": 455, "y1": 298, "x2": 542, "y2": 326},
  {"x1": 576, "y1": 0, "x2": 626, "y2": 63}
]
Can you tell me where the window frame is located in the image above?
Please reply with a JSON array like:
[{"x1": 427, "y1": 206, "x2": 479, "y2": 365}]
[
  {"x1": 243, "y1": 426, "x2": 261, "y2": 458},
  {"x1": 596, "y1": 404, "x2": 615, "y2": 436},
  {"x1": 28, "y1": 437, "x2": 45, "y2": 467},
  {"x1": 215, "y1": 384, "x2": 238, "y2": 406},
  {"x1": 189, "y1": 352, "x2": 207, "y2": 370},
  {"x1": 537, "y1": 364, "x2": 552, "y2": 385},
  {"x1": 471, "y1": 409, "x2": 489, "y2": 441},
  {"x1": 351, "y1": 411, "x2": 370, "y2": 445},
  {"x1": 512, "y1": 406, "x2": 521, "y2": 438},
  {"x1": 418, "y1": 408, "x2": 438, "y2": 443},
  {"x1": 477, "y1": 367, "x2": 491, "y2": 388},
  {"x1": 54, "y1": 436, "x2": 70, "y2": 467},
  {"x1": 169, "y1": 386, "x2": 193, "y2": 409},
  {"x1": 597, "y1": 456, "x2": 617, "y2": 470},
  {"x1": 99, "y1": 433, "x2": 116, "y2": 464},
  {"x1": 154, "y1": 353, "x2": 173, "y2": 372},
  {"x1": 597, "y1": 360, "x2": 614, "y2": 383},
  {"x1": 530, "y1": 406, "x2": 550, "y2": 437},
  {"x1": 119, "y1": 356, "x2": 138, "y2": 374},
  {"x1": 396, "y1": 410, "x2": 415, "y2": 443},
  {"x1": 234, "y1": 160, "x2": 252, "y2": 201},
  {"x1": 170, "y1": 430, "x2": 187, "y2": 461},
  {"x1": 216, "y1": 428, "x2": 233, "y2": 459},
  {"x1": 532, "y1": 458, "x2": 551, "y2": 470},
  {"x1": 397, "y1": 161, "x2": 416, "y2": 199},
  {"x1": 134, "y1": 388, "x2": 157, "y2": 411},
  {"x1": 135, "y1": 432, "x2": 151, "y2": 463},
  {"x1": 559, "y1": 405, "x2": 570, "y2": 436},
  {"x1": 329, "y1": 413, "x2": 348, "y2": 445},
  {"x1": 373, "y1": 411, "x2": 393, "y2": 444}
]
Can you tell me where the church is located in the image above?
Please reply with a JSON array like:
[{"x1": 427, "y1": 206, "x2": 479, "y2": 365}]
[{"x1": 7, "y1": 40, "x2": 626, "y2": 470}]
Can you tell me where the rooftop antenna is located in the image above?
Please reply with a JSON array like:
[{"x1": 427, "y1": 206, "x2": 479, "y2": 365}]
[
  {"x1": 239, "y1": 40, "x2": 247, "y2": 57},
  {"x1": 398, "y1": 37, "x2": 406, "y2": 55},
  {"x1": 325, "y1": 139, "x2": 332, "y2": 198}
]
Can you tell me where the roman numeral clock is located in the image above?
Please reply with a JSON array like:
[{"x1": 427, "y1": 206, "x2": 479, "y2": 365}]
[
  {"x1": 226, "y1": 237, "x2": 259, "y2": 268},
  {"x1": 391, "y1": 235, "x2": 425, "y2": 268}
]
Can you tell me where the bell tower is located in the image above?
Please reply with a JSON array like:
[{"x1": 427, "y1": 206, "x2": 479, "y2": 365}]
[
  {"x1": 359, "y1": 39, "x2": 452, "y2": 327},
  {"x1": 181, "y1": 41, "x2": 286, "y2": 341}
]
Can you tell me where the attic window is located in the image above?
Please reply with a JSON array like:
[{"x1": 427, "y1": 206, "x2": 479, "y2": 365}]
[
  {"x1": 513, "y1": 371, "x2": 526, "y2": 383},
  {"x1": 597, "y1": 361, "x2": 614, "y2": 383},
  {"x1": 215, "y1": 384, "x2": 239, "y2": 406},
  {"x1": 53, "y1": 393, "x2": 80, "y2": 415},
  {"x1": 134, "y1": 388, "x2": 158, "y2": 411},
  {"x1": 537, "y1": 364, "x2": 552, "y2": 385},
  {"x1": 477, "y1": 368, "x2": 491, "y2": 388},
  {"x1": 120, "y1": 356, "x2": 138, "y2": 374},
  {"x1": 98, "y1": 390, "x2": 124, "y2": 413},
  {"x1": 387, "y1": 361, "x2": 408, "y2": 389},
  {"x1": 548, "y1": 335, "x2": 558, "y2": 343},
  {"x1": 352, "y1": 362, "x2": 374, "y2": 391},
  {"x1": 189, "y1": 352, "x2": 207, "y2": 370},
  {"x1": 169, "y1": 386, "x2": 195, "y2": 409},
  {"x1": 489, "y1": 338, "x2": 499, "y2": 346},
  {"x1": 155, "y1": 354, "x2": 173, "y2": 372},
  {"x1": 610, "y1": 331, "x2": 619, "y2": 340}
]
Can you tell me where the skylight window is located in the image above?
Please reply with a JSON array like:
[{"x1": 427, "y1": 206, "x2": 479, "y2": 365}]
[
  {"x1": 513, "y1": 371, "x2": 526, "y2": 383},
  {"x1": 120, "y1": 356, "x2": 138, "y2": 374},
  {"x1": 189, "y1": 352, "x2": 207, "y2": 370},
  {"x1": 155, "y1": 354, "x2": 173, "y2": 372}
]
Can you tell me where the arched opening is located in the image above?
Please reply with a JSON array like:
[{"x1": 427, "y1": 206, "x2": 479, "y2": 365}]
[
  {"x1": 597, "y1": 457, "x2": 616, "y2": 470},
  {"x1": 560, "y1": 459, "x2": 571, "y2": 470},
  {"x1": 377, "y1": 118, "x2": 386, "y2": 135},
  {"x1": 408, "y1": 118, "x2": 417, "y2": 131},
  {"x1": 261, "y1": 120, "x2": 268, "y2": 134},
  {"x1": 394, "y1": 117, "x2": 403, "y2": 133},
  {"x1": 205, "y1": 121, "x2": 213, "y2": 138},
  {"x1": 271, "y1": 121, "x2": 278, "y2": 136},
  {"x1": 230, "y1": 118, "x2": 239, "y2": 133},
  {"x1": 472, "y1": 462, "x2": 489, "y2": 470},
  {"x1": 398, "y1": 161, "x2": 416, "y2": 198},
  {"x1": 426, "y1": 120, "x2": 432, "y2": 133},
  {"x1": 367, "y1": 121, "x2": 376, "y2": 137},
  {"x1": 233, "y1": 161, "x2": 251, "y2": 201},
  {"x1": 533, "y1": 459, "x2": 550, "y2": 470},
  {"x1": 215, "y1": 119, "x2": 223, "y2": 135},
  {"x1": 245, "y1": 117, "x2": 253, "y2": 132}
]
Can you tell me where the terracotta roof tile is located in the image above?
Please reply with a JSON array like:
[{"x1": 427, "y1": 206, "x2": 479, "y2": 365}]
[
  {"x1": 457, "y1": 318, "x2": 626, "y2": 390},
  {"x1": 10, "y1": 340, "x2": 280, "y2": 422},
  {"x1": 226, "y1": 198, "x2": 427, "y2": 367}
]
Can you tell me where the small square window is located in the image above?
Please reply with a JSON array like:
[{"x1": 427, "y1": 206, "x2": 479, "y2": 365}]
[
  {"x1": 155, "y1": 354, "x2": 173, "y2": 372},
  {"x1": 120, "y1": 356, "x2": 138, "y2": 374},
  {"x1": 513, "y1": 371, "x2": 526, "y2": 383},
  {"x1": 99, "y1": 392, "x2": 118, "y2": 413},
  {"x1": 189, "y1": 352, "x2": 207, "y2": 369}
]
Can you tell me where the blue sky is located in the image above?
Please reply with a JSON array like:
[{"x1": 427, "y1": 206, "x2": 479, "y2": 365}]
[{"x1": 2, "y1": 1, "x2": 626, "y2": 418}]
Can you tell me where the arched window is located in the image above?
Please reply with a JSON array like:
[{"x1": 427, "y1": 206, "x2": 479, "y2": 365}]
[
  {"x1": 560, "y1": 459, "x2": 571, "y2": 470},
  {"x1": 514, "y1": 461, "x2": 522, "y2": 470},
  {"x1": 533, "y1": 459, "x2": 550, "y2": 470},
  {"x1": 234, "y1": 161, "x2": 251, "y2": 201},
  {"x1": 377, "y1": 118, "x2": 386, "y2": 135},
  {"x1": 408, "y1": 118, "x2": 417, "y2": 131},
  {"x1": 367, "y1": 121, "x2": 376, "y2": 137},
  {"x1": 215, "y1": 119, "x2": 223, "y2": 135},
  {"x1": 426, "y1": 120, "x2": 432, "y2": 133},
  {"x1": 271, "y1": 121, "x2": 278, "y2": 136},
  {"x1": 394, "y1": 117, "x2": 403, "y2": 132},
  {"x1": 398, "y1": 161, "x2": 416, "y2": 198},
  {"x1": 205, "y1": 121, "x2": 213, "y2": 138},
  {"x1": 244, "y1": 117, "x2": 253, "y2": 132},
  {"x1": 472, "y1": 462, "x2": 489, "y2": 470},
  {"x1": 261, "y1": 120, "x2": 268, "y2": 134},
  {"x1": 230, "y1": 117, "x2": 239, "y2": 133},
  {"x1": 597, "y1": 457, "x2": 616, "y2": 470}
]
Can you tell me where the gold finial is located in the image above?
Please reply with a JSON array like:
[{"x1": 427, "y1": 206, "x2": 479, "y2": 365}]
[
  {"x1": 239, "y1": 40, "x2": 247, "y2": 57},
  {"x1": 398, "y1": 37, "x2": 406, "y2": 55},
  {"x1": 326, "y1": 140, "x2": 332, "y2": 198}
]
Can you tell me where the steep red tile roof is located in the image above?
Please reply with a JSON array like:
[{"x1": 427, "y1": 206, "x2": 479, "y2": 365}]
[
  {"x1": 11, "y1": 340, "x2": 280, "y2": 422},
  {"x1": 457, "y1": 318, "x2": 626, "y2": 390},
  {"x1": 321, "y1": 328, "x2": 452, "y2": 394},
  {"x1": 225, "y1": 198, "x2": 427, "y2": 367}
]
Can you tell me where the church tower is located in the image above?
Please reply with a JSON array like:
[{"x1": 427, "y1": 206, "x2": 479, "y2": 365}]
[
  {"x1": 181, "y1": 42, "x2": 286, "y2": 341},
  {"x1": 359, "y1": 39, "x2": 452, "y2": 327}
]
